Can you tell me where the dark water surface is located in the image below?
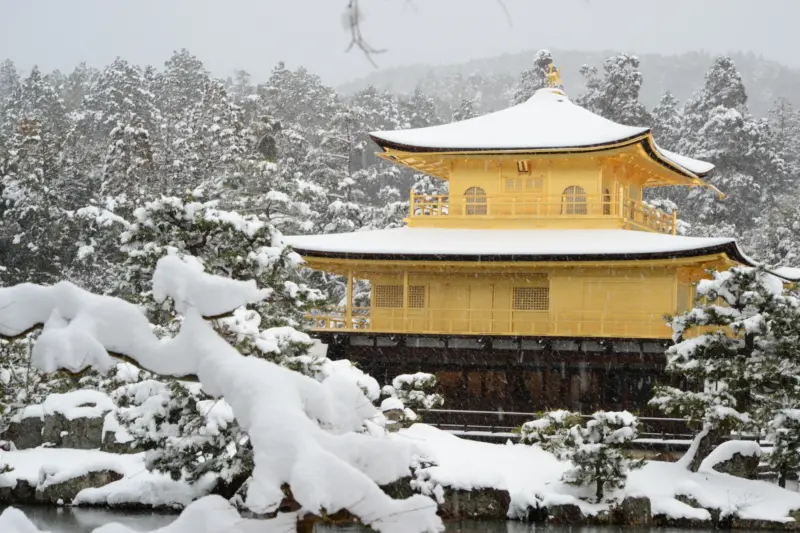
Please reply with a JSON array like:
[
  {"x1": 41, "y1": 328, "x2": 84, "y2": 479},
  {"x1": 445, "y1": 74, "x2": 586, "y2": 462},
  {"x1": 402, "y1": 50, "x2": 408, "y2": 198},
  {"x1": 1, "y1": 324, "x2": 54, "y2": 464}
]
[{"x1": 3, "y1": 506, "x2": 709, "y2": 532}]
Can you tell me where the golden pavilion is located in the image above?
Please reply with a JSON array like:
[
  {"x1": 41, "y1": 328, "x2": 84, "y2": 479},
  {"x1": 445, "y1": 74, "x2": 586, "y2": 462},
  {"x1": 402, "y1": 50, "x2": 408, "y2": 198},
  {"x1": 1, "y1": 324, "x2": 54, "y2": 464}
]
[{"x1": 285, "y1": 83, "x2": 763, "y2": 414}]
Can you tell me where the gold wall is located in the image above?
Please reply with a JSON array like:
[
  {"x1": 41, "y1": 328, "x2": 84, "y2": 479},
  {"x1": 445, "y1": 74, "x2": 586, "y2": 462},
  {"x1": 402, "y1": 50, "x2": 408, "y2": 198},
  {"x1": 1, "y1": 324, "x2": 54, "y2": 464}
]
[{"x1": 360, "y1": 265, "x2": 695, "y2": 339}]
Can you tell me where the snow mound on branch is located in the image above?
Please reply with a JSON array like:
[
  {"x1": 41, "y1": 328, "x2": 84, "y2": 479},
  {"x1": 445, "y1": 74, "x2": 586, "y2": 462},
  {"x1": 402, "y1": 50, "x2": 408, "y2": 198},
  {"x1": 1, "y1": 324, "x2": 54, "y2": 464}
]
[
  {"x1": 0, "y1": 257, "x2": 442, "y2": 533},
  {"x1": 152, "y1": 255, "x2": 270, "y2": 316},
  {"x1": 699, "y1": 440, "x2": 762, "y2": 473},
  {"x1": 41, "y1": 390, "x2": 115, "y2": 420}
]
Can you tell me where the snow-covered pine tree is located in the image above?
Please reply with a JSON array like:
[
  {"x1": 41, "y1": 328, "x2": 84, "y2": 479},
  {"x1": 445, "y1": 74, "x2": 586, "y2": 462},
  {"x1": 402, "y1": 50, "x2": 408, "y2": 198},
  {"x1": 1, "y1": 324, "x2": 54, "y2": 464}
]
[
  {"x1": 577, "y1": 53, "x2": 652, "y2": 126},
  {"x1": 650, "y1": 266, "x2": 800, "y2": 471},
  {"x1": 0, "y1": 66, "x2": 76, "y2": 284},
  {"x1": 379, "y1": 372, "x2": 444, "y2": 424},
  {"x1": 0, "y1": 60, "x2": 20, "y2": 105},
  {"x1": 678, "y1": 56, "x2": 784, "y2": 230},
  {"x1": 742, "y1": 194, "x2": 800, "y2": 266},
  {"x1": 61, "y1": 62, "x2": 96, "y2": 112},
  {"x1": 520, "y1": 410, "x2": 643, "y2": 502},
  {"x1": 452, "y1": 97, "x2": 475, "y2": 122},
  {"x1": 768, "y1": 409, "x2": 800, "y2": 488},
  {"x1": 97, "y1": 195, "x2": 324, "y2": 492},
  {"x1": 511, "y1": 49, "x2": 554, "y2": 105},
  {"x1": 405, "y1": 85, "x2": 438, "y2": 128},
  {"x1": 102, "y1": 112, "x2": 155, "y2": 199},
  {"x1": 768, "y1": 98, "x2": 800, "y2": 185},
  {"x1": 651, "y1": 91, "x2": 683, "y2": 151},
  {"x1": 306, "y1": 104, "x2": 370, "y2": 234}
]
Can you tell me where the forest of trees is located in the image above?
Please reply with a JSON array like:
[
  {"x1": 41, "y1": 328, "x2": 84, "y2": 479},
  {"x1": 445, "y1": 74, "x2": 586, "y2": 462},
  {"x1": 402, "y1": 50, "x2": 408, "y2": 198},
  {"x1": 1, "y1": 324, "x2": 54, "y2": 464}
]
[{"x1": 0, "y1": 48, "x2": 798, "y2": 296}]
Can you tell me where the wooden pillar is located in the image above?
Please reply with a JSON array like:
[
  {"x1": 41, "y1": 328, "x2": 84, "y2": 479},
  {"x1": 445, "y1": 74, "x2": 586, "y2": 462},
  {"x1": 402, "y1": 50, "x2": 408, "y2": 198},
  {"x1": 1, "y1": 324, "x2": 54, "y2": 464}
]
[
  {"x1": 402, "y1": 270, "x2": 409, "y2": 330},
  {"x1": 597, "y1": 165, "x2": 603, "y2": 216},
  {"x1": 408, "y1": 188, "x2": 414, "y2": 218},
  {"x1": 672, "y1": 209, "x2": 677, "y2": 235},
  {"x1": 618, "y1": 186, "x2": 625, "y2": 220},
  {"x1": 345, "y1": 270, "x2": 353, "y2": 329}
]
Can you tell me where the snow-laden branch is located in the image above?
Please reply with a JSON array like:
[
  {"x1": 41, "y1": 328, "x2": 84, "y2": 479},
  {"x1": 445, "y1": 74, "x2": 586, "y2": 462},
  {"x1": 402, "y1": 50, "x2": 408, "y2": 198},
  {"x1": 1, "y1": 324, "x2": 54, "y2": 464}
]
[{"x1": 0, "y1": 256, "x2": 442, "y2": 533}]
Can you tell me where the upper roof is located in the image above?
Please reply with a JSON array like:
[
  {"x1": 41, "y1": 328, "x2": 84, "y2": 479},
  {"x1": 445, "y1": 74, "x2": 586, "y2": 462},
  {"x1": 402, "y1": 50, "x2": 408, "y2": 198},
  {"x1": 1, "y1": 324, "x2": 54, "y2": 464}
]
[
  {"x1": 370, "y1": 88, "x2": 714, "y2": 178},
  {"x1": 284, "y1": 227, "x2": 748, "y2": 263}
]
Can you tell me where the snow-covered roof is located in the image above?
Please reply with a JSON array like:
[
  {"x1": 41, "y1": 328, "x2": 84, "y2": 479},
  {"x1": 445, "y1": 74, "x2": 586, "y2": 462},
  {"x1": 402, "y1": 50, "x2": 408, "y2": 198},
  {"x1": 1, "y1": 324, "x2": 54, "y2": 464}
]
[
  {"x1": 656, "y1": 145, "x2": 715, "y2": 176},
  {"x1": 772, "y1": 266, "x2": 800, "y2": 282},
  {"x1": 373, "y1": 89, "x2": 646, "y2": 152},
  {"x1": 285, "y1": 228, "x2": 748, "y2": 262},
  {"x1": 371, "y1": 88, "x2": 714, "y2": 178}
]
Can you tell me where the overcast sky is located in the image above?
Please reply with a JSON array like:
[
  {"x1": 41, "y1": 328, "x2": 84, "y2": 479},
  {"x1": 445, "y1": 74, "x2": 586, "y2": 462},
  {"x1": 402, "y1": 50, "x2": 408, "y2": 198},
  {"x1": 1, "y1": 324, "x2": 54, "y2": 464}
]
[{"x1": 1, "y1": 0, "x2": 798, "y2": 86}]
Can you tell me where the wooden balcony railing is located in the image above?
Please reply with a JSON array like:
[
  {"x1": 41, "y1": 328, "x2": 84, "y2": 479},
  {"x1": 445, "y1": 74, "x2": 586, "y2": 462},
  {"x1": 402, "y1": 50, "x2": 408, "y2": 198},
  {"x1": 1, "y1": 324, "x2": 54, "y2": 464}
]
[
  {"x1": 409, "y1": 190, "x2": 678, "y2": 235},
  {"x1": 306, "y1": 307, "x2": 672, "y2": 339}
]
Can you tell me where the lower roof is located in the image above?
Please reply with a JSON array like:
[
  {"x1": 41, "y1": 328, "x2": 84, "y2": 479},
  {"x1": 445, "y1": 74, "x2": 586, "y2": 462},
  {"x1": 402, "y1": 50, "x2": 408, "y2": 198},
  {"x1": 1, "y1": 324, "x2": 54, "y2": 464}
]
[{"x1": 284, "y1": 228, "x2": 751, "y2": 264}]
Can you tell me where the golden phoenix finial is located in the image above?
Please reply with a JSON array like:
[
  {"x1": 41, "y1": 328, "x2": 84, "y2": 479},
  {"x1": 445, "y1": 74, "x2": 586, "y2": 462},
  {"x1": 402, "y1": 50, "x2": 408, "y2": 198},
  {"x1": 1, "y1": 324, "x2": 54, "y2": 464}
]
[{"x1": 547, "y1": 64, "x2": 562, "y2": 88}]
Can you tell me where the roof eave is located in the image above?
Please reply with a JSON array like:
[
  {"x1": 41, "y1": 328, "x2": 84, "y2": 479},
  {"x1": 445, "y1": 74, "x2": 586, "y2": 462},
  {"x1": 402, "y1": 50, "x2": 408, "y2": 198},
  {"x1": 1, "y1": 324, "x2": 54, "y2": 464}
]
[
  {"x1": 291, "y1": 241, "x2": 746, "y2": 264},
  {"x1": 368, "y1": 130, "x2": 651, "y2": 155}
]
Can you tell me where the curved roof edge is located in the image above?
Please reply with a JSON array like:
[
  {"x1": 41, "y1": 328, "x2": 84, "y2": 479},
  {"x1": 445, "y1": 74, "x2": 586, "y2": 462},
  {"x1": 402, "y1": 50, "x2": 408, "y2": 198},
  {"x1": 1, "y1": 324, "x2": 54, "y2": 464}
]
[
  {"x1": 291, "y1": 242, "x2": 748, "y2": 264},
  {"x1": 369, "y1": 130, "x2": 649, "y2": 155}
]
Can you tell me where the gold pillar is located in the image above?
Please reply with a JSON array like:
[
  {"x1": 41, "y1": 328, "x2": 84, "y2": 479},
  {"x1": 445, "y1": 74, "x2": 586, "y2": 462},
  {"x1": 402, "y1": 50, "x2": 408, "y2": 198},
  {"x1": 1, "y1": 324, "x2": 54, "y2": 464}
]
[
  {"x1": 672, "y1": 209, "x2": 678, "y2": 235},
  {"x1": 402, "y1": 270, "x2": 409, "y2": 329},
  {"x1": 345, "y1": 270, "x2": 353, "y2": 329}
]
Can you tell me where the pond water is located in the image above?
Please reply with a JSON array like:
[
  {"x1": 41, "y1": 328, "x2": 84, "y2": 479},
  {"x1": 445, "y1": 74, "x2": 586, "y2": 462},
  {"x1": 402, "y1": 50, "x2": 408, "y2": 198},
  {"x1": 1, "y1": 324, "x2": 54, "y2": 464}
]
[{"x1": 2, "y1": 506, "x2": 710, "y2": 533}]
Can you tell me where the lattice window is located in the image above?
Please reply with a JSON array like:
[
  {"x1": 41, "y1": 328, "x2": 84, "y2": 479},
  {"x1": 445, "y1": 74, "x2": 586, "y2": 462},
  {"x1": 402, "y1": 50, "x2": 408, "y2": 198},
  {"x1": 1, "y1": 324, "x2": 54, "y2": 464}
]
[
  {"x1": 374, "y1": 285, "x2": 426, "y2": 308},
  {"x1": 374, "y1": 285, "x2": 403, "y2": 308},
  {"x1": 561, "y1": 185, "x2": 587, "y2": 215},
  {"x1": 525, "y1": 177, "x2": 543, "y2": 191},
  {"x1": 464, "y1": 186, "x2": 487, "y2": 215},
  {"x1": 513, "y1": 287, "x2": 549, "y2": 311},
  {"x1": 516, "y1": 160, "x2": 531, "y2": 174},
  {"x1": 504, "y1": 178, "x2": 520, "y2": 192},
  {"x1": 408, "y1": 285, "x2": 426, "y2": 308}
]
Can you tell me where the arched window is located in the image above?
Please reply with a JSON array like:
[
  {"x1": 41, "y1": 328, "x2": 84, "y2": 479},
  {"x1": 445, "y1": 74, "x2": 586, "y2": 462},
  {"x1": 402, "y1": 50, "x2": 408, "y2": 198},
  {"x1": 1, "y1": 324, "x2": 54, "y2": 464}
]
[
  {"x1": 464, "y1": 186, "x2": 487, "y2": 215},
  {"x1": 561, "y1": 185, "x2": 587, "y2": 215},
  {"x1": 603, "y1": 188, "x2": 611, "y2": 215}
]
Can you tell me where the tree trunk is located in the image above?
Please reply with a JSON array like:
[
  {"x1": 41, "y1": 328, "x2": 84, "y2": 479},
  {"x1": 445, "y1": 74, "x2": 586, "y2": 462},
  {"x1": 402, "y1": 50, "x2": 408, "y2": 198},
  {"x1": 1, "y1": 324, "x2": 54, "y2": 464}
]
[
  {"x1": 677, "y1": 424, "x2": 721, "y2": 472},
  {"x1": 596, "y1": 479, "x2": 603, "y2": 502},
  {"x1": 779, "y1": 470, "x2": 787, "y2": 488}
]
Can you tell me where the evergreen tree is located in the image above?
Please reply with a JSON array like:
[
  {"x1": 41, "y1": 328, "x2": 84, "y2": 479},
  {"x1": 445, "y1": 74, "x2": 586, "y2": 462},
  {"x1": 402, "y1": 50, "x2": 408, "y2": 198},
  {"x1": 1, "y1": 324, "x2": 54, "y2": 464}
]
[
  {"x1": 104, "y1": 195, "x2": 324, "y2": 492},
  {"x1": 768, "y1": 409, "x2": 800, "y2": 488},
  {"x1": 404, "y1": 86, "x2": 438, "y2": 128},
  {"x1": 61, "y1": 62, "x2": 96, "y2": 111},
  {"x1": 521, "y1": 410, "x2": 643, "y2": 502},
  {"x1": 0, "y1": 66, "x2": 75, "y2": 284},
  {"x1": 679, "y1": 56, "x2": 783, "y2": 230},
  {"x1": 742, "y1": 194, "x2": 800, "y2": 266},
  {"x1": 577, "y1": 53, "x2": 652, "y2": 126},
  {"x1": 452, "y1": 97, "x2": 476, "y2": 122},
  {"x1": 0, "y1": 60, "x2": 20, "y2": 104},
  {"x1": 650, "y1": 266, "x2": 800, "y2": 471},
  {"x1": 651, "y1": 91, "x2": 683, "y2": 150},
  {"x1": 511, "y1": 49, "x2": 554, "y2": 105}
]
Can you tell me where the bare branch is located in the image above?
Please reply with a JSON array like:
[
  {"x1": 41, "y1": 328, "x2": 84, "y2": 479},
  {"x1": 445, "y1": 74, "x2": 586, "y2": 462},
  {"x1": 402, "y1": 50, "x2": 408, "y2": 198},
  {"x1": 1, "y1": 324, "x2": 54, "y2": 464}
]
[{"x1": 344, "y1": 0, "x2": 386, "y2": 68}]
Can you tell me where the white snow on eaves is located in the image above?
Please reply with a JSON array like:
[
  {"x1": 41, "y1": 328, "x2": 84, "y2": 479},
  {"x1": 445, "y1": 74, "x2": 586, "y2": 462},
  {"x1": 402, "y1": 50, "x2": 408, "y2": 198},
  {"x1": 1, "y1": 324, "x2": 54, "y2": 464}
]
[
  {"x1": 771, "y1": 266, "x2": 800, "y2": 282},
  {"x1": 285, "y1": 228, "x2": 739, "y2": 258},
  {"x1": 656, "y1": 144, "x2": 715, "y2": 176},
  {"x1": 371, "y1": 88, "x2": 648, "y2": 151}
]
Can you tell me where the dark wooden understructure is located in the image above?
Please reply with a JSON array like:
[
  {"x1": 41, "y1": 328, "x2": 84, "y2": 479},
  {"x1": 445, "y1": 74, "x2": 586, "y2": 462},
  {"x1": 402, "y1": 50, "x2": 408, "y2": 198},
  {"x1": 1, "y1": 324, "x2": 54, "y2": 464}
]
[{"x1": 321, "y1": 333, "x2": 672, "y2": 415}]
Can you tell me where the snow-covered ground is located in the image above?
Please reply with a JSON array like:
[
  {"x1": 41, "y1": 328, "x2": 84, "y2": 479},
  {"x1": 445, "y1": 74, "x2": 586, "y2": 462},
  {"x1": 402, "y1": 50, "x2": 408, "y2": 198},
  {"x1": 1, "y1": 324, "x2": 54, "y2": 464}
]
[
  {"x1": 399, "y1": 424, "x2": 800, "y2": 523},
  {"x1": 0, "y1": 447, "x2": 212, "y2": 508}
]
